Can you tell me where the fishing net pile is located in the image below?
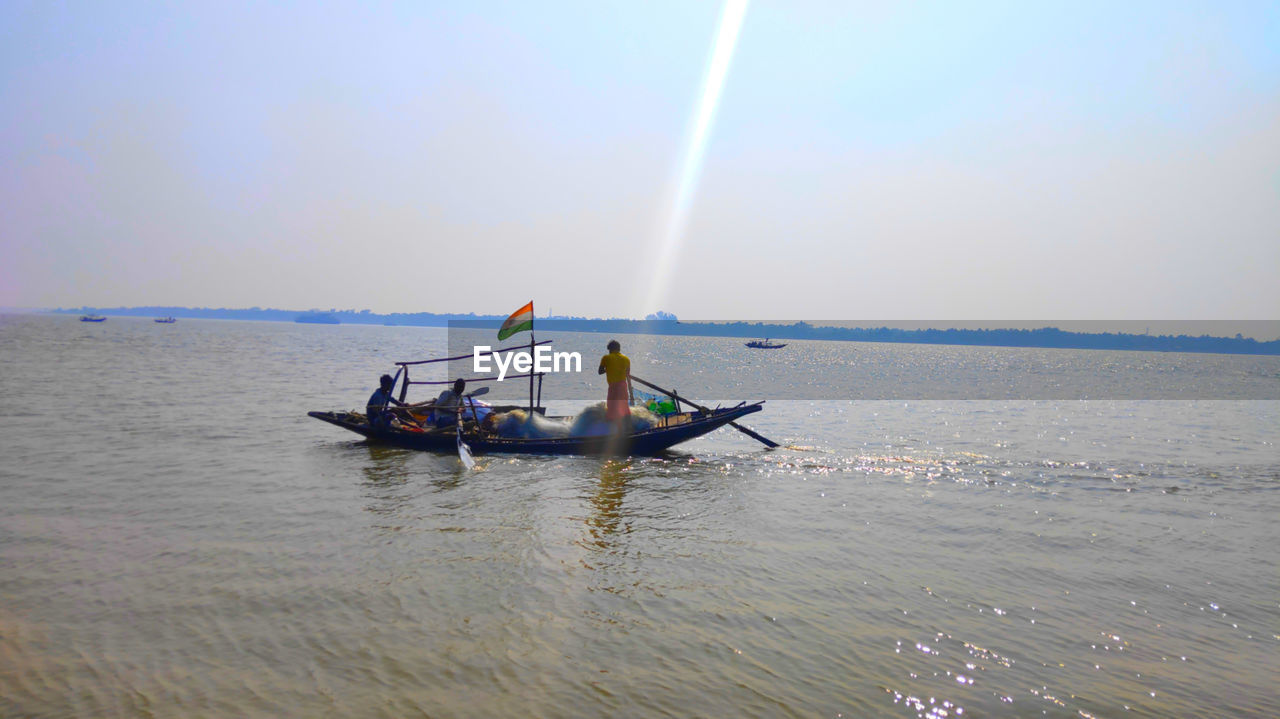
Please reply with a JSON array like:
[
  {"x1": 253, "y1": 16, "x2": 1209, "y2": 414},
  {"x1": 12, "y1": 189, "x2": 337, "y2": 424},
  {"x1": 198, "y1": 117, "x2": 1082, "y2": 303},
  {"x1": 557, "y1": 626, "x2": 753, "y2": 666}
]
[
  {"x1": 632, "y1": 388, "x2": 678, "y2": 416},
  {"x1": 487, "y1": 403, "x2": 662, "y2": 439}
]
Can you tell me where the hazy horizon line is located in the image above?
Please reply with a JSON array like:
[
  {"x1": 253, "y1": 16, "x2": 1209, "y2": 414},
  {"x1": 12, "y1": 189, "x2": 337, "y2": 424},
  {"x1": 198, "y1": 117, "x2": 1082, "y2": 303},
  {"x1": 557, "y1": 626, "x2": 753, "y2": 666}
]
[{"x1": 11, "y1": 305, "x2": 1279, "y2": 344}]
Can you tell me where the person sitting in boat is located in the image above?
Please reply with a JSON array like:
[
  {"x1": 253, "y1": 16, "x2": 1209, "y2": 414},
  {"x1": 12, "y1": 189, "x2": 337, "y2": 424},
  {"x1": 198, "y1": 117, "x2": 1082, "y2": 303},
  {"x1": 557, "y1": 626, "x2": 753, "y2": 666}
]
[
  {"x1": 597, "y1": 339, "x2": 631, "y2": 425},
  {"x1": 431, "y1": 378, "x2": 467, "y2": 427},
  {"x1": 366, "y1": 374, "x2": 406, "y2": 430}
]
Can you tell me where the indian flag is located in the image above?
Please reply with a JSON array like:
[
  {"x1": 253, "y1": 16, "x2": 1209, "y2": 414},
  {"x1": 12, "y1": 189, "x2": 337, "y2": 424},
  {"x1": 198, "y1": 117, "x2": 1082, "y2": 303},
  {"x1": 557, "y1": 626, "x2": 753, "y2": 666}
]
[{"x1": 497, "y1": 301, "x2": 534, "y2": 340}]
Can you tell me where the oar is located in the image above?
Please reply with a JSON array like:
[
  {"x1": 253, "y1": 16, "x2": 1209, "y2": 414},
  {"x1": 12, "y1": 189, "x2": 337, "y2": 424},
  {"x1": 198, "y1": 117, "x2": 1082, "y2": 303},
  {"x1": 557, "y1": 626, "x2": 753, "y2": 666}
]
[
  {"x1": 456, "y1": 421, "x2": 475, "y2": 469},
  {"x1": 454, "y1": 386, "x2": 488, "y2": 469},
  {"x1": 629, "y1": 375, "x2": 779, "y2": 448}
]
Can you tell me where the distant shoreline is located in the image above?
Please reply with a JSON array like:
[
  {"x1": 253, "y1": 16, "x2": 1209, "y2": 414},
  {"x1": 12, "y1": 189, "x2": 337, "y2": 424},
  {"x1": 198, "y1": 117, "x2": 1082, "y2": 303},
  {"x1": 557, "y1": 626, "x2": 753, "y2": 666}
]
[{"x1": 21, "y1": 307, "x2": 1280, "y2": 356}]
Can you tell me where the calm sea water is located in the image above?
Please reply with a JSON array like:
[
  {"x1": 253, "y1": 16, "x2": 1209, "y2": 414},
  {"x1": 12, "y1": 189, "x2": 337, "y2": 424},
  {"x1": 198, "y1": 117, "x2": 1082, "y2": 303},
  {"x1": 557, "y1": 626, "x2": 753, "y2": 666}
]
[{"x1": 1, "y1": 315, "x2": 1277, "y2": 718}]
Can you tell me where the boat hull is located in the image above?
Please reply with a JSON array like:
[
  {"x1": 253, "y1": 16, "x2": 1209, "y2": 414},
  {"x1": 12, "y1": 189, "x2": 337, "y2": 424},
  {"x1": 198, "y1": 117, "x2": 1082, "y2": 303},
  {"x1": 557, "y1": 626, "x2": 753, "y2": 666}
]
[{"x1": 308, "y1": 403, "x2": 765, "y2": 456}]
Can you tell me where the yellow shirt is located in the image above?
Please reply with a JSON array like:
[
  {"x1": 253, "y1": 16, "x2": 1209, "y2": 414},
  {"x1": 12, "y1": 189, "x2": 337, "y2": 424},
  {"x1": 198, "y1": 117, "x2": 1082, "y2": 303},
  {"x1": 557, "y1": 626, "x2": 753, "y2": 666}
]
[{"x1": 599, "y1": 351, "x2": 630, "y2": 384}]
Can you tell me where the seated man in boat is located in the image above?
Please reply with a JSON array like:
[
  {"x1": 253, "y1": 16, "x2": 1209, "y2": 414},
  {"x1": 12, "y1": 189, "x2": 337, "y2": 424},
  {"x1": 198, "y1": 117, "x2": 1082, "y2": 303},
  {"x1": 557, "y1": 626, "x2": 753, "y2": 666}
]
[
  {"x1": 431, "y1": 378, "x2": 467, "y2": 427},
  {"x1": 366, "y1": 374, "x2": 406, "y2": 430},
  {"x1": 597, "y1": 340, "x2": 631, "y2": 426}
]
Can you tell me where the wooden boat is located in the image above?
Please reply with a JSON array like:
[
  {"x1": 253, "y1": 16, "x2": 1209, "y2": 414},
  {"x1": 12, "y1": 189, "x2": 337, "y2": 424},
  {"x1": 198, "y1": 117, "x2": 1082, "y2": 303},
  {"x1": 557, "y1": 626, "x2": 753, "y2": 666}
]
[
  {"x1": 79, "y1": 314, "x2": 106, "y2": 322},
  {"x1": 308, "y1": 402, "x2": 764, "y2": 456},
  {"x1": 309, "y1": 335, "x2": 772, "y2": 457},
  {"x1": 745, "y1": 339, "x2": 785, "y2": 349},
  {"x1": 154, "y1": 316, "x2": 176, "y2": 323}
]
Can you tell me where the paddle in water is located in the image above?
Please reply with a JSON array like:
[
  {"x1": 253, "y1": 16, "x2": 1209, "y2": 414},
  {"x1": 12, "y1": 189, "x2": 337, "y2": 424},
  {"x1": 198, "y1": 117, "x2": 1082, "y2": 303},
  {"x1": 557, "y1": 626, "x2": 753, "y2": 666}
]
[
  {"x1": 456, "y1": 421, "x2": 475, "y2": 469},
  {"x1": 455, "y1": 386, "x2": 488, "y2": 470}
]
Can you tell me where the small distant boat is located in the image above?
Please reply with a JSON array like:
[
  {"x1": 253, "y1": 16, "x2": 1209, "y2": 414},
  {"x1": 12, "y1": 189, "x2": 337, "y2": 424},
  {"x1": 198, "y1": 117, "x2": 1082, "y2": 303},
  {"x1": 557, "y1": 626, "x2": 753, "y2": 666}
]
[
  {"x1": 79, "y1": 314, "x2": 106, "y2": 322},
  {"x1": 154, "y1": 316, "x2": 176, "y2": 324},
  {"x1": 745, "y1": 339, "x2": 786, "y2": 349}
]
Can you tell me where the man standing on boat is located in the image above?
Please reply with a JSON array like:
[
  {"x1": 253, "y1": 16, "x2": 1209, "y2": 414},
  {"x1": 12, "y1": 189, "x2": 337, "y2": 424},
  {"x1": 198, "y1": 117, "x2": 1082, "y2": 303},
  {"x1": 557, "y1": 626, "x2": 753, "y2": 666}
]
[
  {"x1": 597, "y1": 340, "x2": 631, "y2": 425},
  {"x1": 366, "y1": 374, "x2": 405, "y2": 430}
]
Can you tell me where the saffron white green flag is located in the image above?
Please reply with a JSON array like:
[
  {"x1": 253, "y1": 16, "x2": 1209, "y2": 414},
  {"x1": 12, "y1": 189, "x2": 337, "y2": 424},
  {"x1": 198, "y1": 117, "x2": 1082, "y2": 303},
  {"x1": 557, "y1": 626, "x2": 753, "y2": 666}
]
[{"x1": 497, "y1": 301, "x2": 534, "y2": 340}]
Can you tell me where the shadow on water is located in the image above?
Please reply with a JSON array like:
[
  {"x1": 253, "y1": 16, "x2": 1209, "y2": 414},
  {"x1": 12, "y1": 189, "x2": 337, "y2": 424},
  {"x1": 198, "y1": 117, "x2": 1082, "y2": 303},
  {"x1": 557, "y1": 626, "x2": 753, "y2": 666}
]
[
  {"x1": 577, "y1": 458, "x2": 647, "y2": 599},
  {"x1": 355, "y1": 442, "x2": 483, "y2": 529},
  {"x1": 359, "y1": 443, "x2": 414, "y2": 483},
  {"x1": 359, "y1": 443, "x2": 416, "y2": 517},
  {"x1": 358, "y1": 441, "x2": 475, "y2": 488},
  {"x1": 585, "y1": 458, "x2": 631, "y2": 549},
  {"x1": 578, "y1": 456, "x2": 721, "y2": 600}
]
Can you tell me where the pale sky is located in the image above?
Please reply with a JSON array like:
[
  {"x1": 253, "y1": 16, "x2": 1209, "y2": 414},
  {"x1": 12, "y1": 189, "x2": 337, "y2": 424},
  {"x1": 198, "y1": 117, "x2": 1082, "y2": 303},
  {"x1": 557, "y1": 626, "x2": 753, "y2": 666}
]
[{"x1": 2, "y1": 1, "x2": 1277, "y2": 321}]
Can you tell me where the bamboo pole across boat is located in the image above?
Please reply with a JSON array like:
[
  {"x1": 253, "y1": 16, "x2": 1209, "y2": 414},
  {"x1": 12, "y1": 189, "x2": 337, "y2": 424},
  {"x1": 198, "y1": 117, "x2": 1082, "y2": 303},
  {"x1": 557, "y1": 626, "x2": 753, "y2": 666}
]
[{"x1": 629, "y1": 375, "x2": 779, "y2": 448}]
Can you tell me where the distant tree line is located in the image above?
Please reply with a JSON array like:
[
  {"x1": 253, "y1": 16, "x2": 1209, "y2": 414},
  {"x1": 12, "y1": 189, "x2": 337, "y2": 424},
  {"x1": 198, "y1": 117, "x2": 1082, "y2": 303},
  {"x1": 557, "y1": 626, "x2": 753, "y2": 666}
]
[{"x1": 52, "y1": 306, "x2": 1280, "y2": 355}]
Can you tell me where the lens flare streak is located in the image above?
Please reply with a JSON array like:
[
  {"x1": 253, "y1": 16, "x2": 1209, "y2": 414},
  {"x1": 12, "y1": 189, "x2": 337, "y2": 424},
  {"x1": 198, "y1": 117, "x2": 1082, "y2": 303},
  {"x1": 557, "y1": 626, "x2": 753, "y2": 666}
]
[{"x1": 639, "y1": 0, "x2": 749, "y2": 316}]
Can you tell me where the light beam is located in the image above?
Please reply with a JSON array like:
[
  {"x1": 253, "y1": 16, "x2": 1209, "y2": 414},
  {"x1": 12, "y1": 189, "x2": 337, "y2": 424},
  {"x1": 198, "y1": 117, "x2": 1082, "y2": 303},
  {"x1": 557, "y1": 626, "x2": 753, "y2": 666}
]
[{"x1": 636, "y1": 0, "x2": 748, "y2": 318}]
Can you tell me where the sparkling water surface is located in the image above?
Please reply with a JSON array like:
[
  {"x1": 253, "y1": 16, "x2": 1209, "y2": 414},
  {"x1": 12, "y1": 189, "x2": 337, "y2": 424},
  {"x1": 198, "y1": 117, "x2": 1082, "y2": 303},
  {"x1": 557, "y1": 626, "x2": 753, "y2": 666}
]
[{"x1": 1, "y1": 315, "x2": 1277, "y2": 718}]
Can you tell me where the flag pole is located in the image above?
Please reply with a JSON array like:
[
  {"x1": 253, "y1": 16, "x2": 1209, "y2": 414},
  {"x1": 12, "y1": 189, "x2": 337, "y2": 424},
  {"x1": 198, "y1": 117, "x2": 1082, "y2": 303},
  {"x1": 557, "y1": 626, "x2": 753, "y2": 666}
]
[{"x1": 528, "y1": 303, "x2": 536, "y2": 413}]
